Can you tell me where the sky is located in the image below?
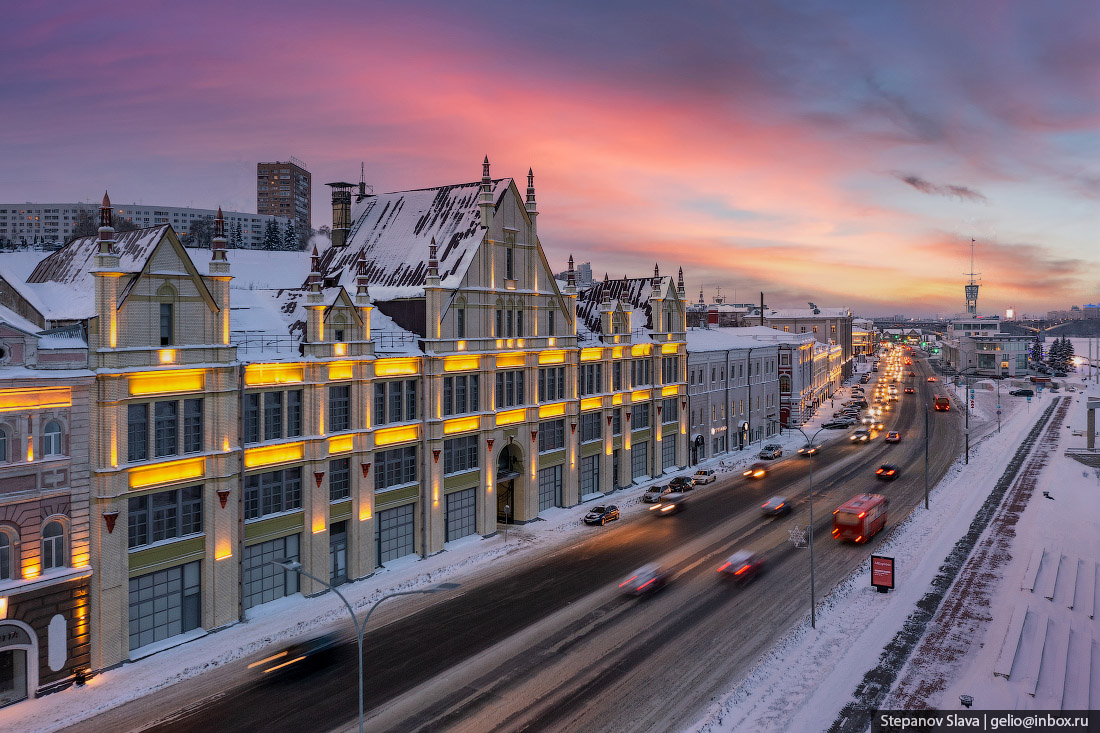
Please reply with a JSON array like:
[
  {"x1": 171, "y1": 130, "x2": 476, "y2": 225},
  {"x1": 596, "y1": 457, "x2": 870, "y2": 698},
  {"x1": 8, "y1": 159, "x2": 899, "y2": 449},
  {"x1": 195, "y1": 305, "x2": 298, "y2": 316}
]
[{"x1": 2, "y1": 0, "x2": 1097, "y2": 317}]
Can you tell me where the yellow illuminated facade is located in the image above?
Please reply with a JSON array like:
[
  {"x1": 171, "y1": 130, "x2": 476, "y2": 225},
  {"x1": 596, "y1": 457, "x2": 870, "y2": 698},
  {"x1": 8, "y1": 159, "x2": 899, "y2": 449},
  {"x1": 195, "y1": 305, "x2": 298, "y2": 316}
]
[{"x1": 244, "y1": 442, "x2": 305, "y2": 469}]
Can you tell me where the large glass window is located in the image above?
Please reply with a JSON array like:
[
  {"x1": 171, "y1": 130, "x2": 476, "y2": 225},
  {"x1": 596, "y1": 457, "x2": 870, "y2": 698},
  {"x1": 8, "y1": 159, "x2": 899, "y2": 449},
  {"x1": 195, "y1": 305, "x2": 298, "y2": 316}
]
[
  {"x1": 41, "y1": 520, "x2": 65, "y2": 570},
  {"x1": 243, "y1": 535, "x2": 299, "y2": 610},
  {"x1": 263, "y1": 392, "x2": 282, "y2": 441},
  {"x1": 128, "y1": 561, "x2": 201, "y2": 650},
  {"x1": 128, "y1": 486, "x2": 203, "y2": 549},
  {"x1": 632, "y1": 403, "x2": 650, "y2": 430},
  {"x1": 443, "y1": 374, "x2": 480, "y2": 416},
  {"x1": 329, "y1": 458, "x2": 350, "y2": 501},
  {"x1": 375, "y1": 447, "x2": 417, "y2": 490},
  {"x1": 183, "y1": 399, "x2": 203, "y2": 453},
  {"x1": 244, "y1": 468, "x2": 303, "y2": 520},
  {"x1": 538, "y1": 419, "x2": 565, "y2": 453},
  {"x1": 538, "y1": 367, "x2": 565, "y2": 402},
  {"x1": 329, "y1": 385, "x2": 351, "y2": 432},
  {"x1": 443, "y1": 436, "x2": 479, "y2": 474},
  {"x1": 662, "y1": 398, "x2": 678, "y2": 423},
  {"x1": 127, "y1": 404, "x2": 148, "y2": 462},
  {"x1": 42, "y1": 420, "x2": 62, "y2": 456},
  {"x1": 154, "y1": 401, "x2": 178, "y2": 457},
  {"x1": 579, "y1": 363, "x2": 602, "y2": 396},
  {"x1": 287, "y1": 389, "x2": 302, "y2": 437},
  {"x1": 495, "y1": 370, "x2": 525, "y2": 408},
  {"x1": 580, "y1": 412, "x2": 602, "y2": 443},
  {"x1": 243, "y1": 393, "x2": 260, "y2": 444},
  {"x1": 374, "y1": 380, "x2": 416, "y2": 425}
]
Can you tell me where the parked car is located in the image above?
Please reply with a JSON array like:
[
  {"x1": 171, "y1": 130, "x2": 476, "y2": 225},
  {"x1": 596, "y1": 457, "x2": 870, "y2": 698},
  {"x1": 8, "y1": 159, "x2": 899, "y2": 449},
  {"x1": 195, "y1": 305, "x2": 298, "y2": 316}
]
[
  {"x1": 884, "y1": 431, "x2": 901, "y2": 443},
  {"x1": 583, "y1": 505, "x2": 620, "y2": 525},
  {"x1": 796, "y1": 443, "x2": 820, "y2": 456},
  {"x1": 618, "y1": 564, "x2": 670, "y2": 596},
  {"x1": 850, "y1": 428, "x2": 873, "y2": 443},
  {"x1": 1053, "y1": 371, "x2": 1067, "y2": 378},
  {"x1": 875, "y1": 463, "x2": 899, "y2": 481},
  {"x1": 668, "y1": 476, "x2": 695, "y2": 492},
  {"x1": 822, "y1": 420, "x2": 850, "y2": 429},
  {"x1": 693, "y1": 469, "x2": 717, "y2": 484},
  {"x1": 1009, "y1": 388, "x2": 1034, "y2": 397},
  {"x1": 717, "y1": 550, "x2": 764, "y2": 582},
  {"x1": 758, "y1": 444, "x2": 783, "y2": 459},
  {"x1": 642, "y1": 486, "x2": 673, "y2": 503},
  {"x1": 743, "y1": 462, "x2": 768, "y2": 478},
  {"x1": 649, "y1": 493, "x2": 688, "y2": 516},
  {"x1": 761, "y1": 496, "x2": 791, "y2": 516}
]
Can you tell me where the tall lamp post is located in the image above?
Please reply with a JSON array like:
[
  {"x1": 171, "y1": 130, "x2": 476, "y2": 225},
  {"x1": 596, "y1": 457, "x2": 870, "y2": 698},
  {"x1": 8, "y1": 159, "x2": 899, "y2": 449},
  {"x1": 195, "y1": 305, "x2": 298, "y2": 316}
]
[
  {"x1": 793, "y1": 425, "x2": 827, "y2": 629},
  {"x1": 270, "y1": 559, "x2": 459, "y2": 733}
]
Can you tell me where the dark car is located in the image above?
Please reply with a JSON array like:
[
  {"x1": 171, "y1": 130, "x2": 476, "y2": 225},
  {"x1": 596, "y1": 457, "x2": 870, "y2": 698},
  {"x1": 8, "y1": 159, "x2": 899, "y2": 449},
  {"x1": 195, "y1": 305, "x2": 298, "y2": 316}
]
[
  {"x1": 875, "y1": 463, "x2": 899, "y2": 481},
  {"x1": 1009, "y1": 388, "x2": 1034, "y2": 397},
  {"x1": 1053, "y1": 371, "x2": 1067, "y2": 378},
  {"x1": 649, "y1": 493, "x2": 688, "y2": 516},
  {"x1": 743, "y1": 462, "x2": 768, "y2": 479},
  {"x1": 251, "y1": 632, "x2": 341, "y2": 677},
  {"x1": 668, "y1": 476, "x2": 695, "y2": 492},
  {"x1": 583, "y1": 505, "x2": 620, "y2": 525},
  {"x1": 904, "y1": 387, "x2": 915, "y2": 394},
  {"x1": 618, "y1": 564, "x2": 669, "y2": 596},
  {"x1": 822, "y1": 420, "x2": 851, "y2": 429},
  {"x1": 796, "y1": 443, "x2": 820, "y2": 456},
  {"x1": 718, "y1": 550, "x2": 764, "y2": 582},
  {"x1": 761, "y1": 496, "x2": 791, "y2": 516}
]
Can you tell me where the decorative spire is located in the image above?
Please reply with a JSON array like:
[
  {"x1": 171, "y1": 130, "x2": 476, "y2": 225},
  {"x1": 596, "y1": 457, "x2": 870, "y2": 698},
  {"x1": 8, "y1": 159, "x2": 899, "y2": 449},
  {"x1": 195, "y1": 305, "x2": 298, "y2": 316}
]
[
  {"x1": 211, "y1": 207, "x2": 227, "y2": 261},
  {"x1": 427, "y1": 237, "x2": 439, "y2": 278},
  {"x1": 678, "y1": 267, "x2": 686, "y2": 297},
  {"x1": 525, "y1": 167, "x2": 537, "y2": 215},
  {"x1": 356, "y1": 249, "x2": 369, "y2": 300},
  {"x1": 567, "y1": 255, "x2": 575, "y2": 286},
  {"x1": 309, "y1": 245, "x2": 321, "y2": 292},
  {"x1": 479, "y1": 155, "x2": 494, "y2": 229},
  {"x1": 601, "y1": 273, "x2": 610, "y2": 303},
  {"x1": 652, "y1": 262, "x2": 661, "y2": 288},
  {"x1": 97, "y1": 189, "x2": 115, "y2": 255}
]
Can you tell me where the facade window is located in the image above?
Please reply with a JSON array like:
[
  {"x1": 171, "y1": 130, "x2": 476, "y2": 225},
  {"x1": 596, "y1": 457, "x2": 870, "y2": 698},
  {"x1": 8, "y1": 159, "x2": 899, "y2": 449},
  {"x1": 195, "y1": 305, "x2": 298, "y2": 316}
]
[
  {"x1": 329, "y1": 385, "x2": 351, "y2": 432},
  {"x1": 443, "y1": 375, "x2": 479, "y2": 416},
  {"x1": 160, "y1": 303, "x2": 173, "y2": 345},
  {"x1": 662, "y1": 398, "x2": 678, "y2": 423},
  {"x1": 128, "y1": 404, "x2": 148, "y2": 462},
  {"x1": 287, "y1": 390, "x2": 302, "y2": 437},
  {"x1": 548, "y1": 309, "x2": 555, "y2": 336},
  {"x1": 495, "y1": 370, "x2": 525, "y2": 408},
  {"x1": 780, "y1": 353, "x2": 790, "y2": 365},
  {"x1": 495, "y1": 309, "x2": 502, "y2": 336},
  {"x1": 613, "y1": 362, "x2": 622, "y2": 391},
  {"x1": 128, "y1": 486, "x2": 203, "y2": 549},
  {"x1": 375, "y1": 447, "x2": 417, "y2": 490},
  {"x1": 506, "y1": 310, "x2": 513, "y2": 337},
  {"x1": 42, "y1": 420, "x2": 63, "y2": 456},
  {"x1": 244, "y1": 468, "x2": 303, "y2": 520},
  {"x1": 538, "y1": 367, "x2": 565, "y2": 402},
  {"x1": 183, "y1": 399, "x2": 203, "y2": 453},
  {"x1": 128, "y1": 561, "x2": 201, "y2": 650},
  {"x1": 779, "y1": 375, "x2": 791, "y2": 394},
  {"x1": 631, "y1": 359, "x2": 652, "y2": 387},
  {"x1": 662, "y1": 356, "x2": 678, "y2": 384},
  {"x1": 374, "y1": 380, "x2": 416, "y2": 425},
  {"x1": 243, "y1": 393, "x2": 260, "y2": 444},
  {"x1": 329, "y1": 458, "x2": 351, "y2": 501},
  {"x1": 633, "y1": 403, "x2": 650, "y2": 430},
  {"x1": 539, "y1": 419, "x2": 565, "y2": 453},
  {"x1": 506, "y1": 246, "x2": 514, "y2": 279},
  {"x1": 154, "y1": 401, "x2": 178, "y2": 458},
  {"x1": 456, "y1": 308, "x2": 465, "y2": 338},
  {"x1": 612, "y1": 409, "x2": 622, "y2": 435},
  {"x1": 579, "y1": 363, "x2": 602, "y2": 396},
  {"x1": 263, "y1": 392, "x2": 282, "y2": 441},
  {"x1": 580, "y1": 412, "x2": 602, "y2": 443},
  {"x1": 443, "y1": 436, "x2": 479, "y2": 474},
  {"x1": 41, "y1": 520, "x2": 65, "y2": 570},
  {"x1": 516, "y1": 310, "x2": 524, "y2": 338},
  {"x1": 0, "y1": 428, "x2": 6, "y2": 463},
  {"x1": 0, "y1": 529, "x2": 14, "y2": 580}
]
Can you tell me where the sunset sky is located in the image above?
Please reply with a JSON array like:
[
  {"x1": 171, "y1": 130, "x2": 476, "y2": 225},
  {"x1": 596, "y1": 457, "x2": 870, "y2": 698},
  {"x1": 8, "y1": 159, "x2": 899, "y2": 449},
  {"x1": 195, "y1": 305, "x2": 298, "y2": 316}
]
[{"x1": 2, "y1": 1, "x2": 1097, "y2": 317}]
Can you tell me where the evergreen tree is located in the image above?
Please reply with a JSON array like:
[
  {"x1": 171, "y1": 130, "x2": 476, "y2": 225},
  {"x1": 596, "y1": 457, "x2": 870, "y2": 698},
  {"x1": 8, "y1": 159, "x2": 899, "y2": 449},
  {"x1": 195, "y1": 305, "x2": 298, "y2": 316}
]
[
  {"x1": 262, "y1": 220, "x2": 278, "y2": 250},
  {"x1": 283, "y1": 220, "x2": 297, "y2": 251},
  {"x1": 232, "y1": 221, "x2": 243, "y2": 249},
  {"x1": 1063, "y1": 336, "x2": 1075, "y2": 368},
  {"x1": 1029, "y1": 335, "x2": 1043, "y2": 363}
]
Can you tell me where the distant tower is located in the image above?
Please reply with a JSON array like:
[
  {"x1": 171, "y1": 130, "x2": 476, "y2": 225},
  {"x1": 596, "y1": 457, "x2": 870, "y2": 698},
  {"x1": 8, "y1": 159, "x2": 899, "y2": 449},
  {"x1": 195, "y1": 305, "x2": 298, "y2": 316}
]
[
  {"x1": 326, "y1": 181, "x2": 355, "y2": 247},
  {"x1": 964, "y1": 238, "x2": 981, "y2": 315}
]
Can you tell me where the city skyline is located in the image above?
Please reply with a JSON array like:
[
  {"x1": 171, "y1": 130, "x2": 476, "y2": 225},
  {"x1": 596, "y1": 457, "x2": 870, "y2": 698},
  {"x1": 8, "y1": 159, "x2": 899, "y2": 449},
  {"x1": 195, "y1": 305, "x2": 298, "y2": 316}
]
[{"x1": 2, "y1": 0, "x2": 1097, "y2": 316}]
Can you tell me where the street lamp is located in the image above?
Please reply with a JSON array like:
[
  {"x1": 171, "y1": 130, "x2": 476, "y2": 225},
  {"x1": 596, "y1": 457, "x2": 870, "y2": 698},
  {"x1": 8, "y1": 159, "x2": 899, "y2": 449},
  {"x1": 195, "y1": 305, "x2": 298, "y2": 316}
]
[
  {"x1": 270, "y1": 559, "x2": 460, "y2": 733},
  {"x1": 792, "y1": 425, "x2": 827, "y2": 629}
]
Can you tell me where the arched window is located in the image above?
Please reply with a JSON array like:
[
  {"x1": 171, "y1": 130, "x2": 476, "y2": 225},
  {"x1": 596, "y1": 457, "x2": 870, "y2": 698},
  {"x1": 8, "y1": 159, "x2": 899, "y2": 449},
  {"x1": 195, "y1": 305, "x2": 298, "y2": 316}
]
[
  {"x1": 42, "y1": 420, "x2": 63, "y2": 456},
  {"x1": 0, "y1": 427, "x2": 8, "y2": 463},
  {"x1": 42, "y1": 520, "x2": 66, "y2": 570},
  {"x1": 0, "y1": 528, "x2": 15, "y2": 580}
]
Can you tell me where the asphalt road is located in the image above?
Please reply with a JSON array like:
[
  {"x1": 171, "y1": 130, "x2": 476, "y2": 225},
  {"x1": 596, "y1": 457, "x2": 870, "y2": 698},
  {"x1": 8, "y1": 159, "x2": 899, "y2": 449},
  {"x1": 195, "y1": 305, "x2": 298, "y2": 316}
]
[{"x1": 79, "y1": 353, "x2": 963, "y2": 733}]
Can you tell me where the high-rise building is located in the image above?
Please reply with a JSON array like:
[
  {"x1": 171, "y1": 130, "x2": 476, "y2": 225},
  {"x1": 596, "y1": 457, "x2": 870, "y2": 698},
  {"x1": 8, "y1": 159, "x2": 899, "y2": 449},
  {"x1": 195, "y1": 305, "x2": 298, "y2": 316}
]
[{"x1": 257, "y1": 158, "x2": 311, "y2": 229}]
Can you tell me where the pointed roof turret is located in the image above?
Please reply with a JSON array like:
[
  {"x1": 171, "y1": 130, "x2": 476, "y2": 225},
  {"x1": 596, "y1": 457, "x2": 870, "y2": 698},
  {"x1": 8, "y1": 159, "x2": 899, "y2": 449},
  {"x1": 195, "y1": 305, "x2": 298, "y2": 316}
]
[
  {"x1": 601, "y1": 273, "x2": 610, "y2": 304},
  {"x1": 677, "y1": 267, "x2": 686, "y2": 297},
  {"x1": 355, "y1": 249, "x2": 370, "y2": 302},
  {"x1": 97, "y1": 189, "x2": 116, "y2": 255},
  {"x1": 525, "y1": 167, "x2": 537, "y2": 216},
  {"x1": 426, "y1": 236, "x2": 440, "y2": 286},
  {"x1": 211, "y1": 207, "x2": 228, "y2": 262},
  {"x1": 479, "y1": 155, "x2": 494, "y2": 229},
  {"x1": 652, "y1": 262, "x2": 661, "y2": 288}
]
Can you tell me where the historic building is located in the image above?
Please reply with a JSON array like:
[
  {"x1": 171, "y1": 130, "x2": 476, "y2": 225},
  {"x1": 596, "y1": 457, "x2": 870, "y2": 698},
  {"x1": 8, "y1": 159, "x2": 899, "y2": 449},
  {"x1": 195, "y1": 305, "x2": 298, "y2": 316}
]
[
  {"x1": 749, "y1": 306, "x2": 854, "y2": 379},
  {"x1": 0, "y1": 161, "x2": 689, "y2": 691}
]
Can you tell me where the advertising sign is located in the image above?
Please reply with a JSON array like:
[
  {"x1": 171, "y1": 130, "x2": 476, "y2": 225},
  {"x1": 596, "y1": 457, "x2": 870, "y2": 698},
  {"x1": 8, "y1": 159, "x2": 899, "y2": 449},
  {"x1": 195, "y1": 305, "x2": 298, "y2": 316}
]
[{"x1": 871, "y1": 555, "x2": 894, "y2": 592}]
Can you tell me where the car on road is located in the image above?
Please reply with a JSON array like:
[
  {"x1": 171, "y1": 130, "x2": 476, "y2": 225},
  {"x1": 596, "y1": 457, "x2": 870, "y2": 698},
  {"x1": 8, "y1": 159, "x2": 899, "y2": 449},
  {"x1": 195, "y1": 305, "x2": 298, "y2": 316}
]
[
  {"x1": 693, "y1": 469, "x2": 717, "y2": 484},
  {"x1": 875, "y1": 463, "x2": 899, "y2": 481},
  {"x1": 251, "y1": 632, "x2": 341, "y2": 677},
  {"x1": 884, "y1": 431, "x2": 901, "y2": 443},
  {"x1": 861, "y1": 417, "x2": 884, "y2": 430},
  {"x1": 904, "y1": 387, "x2": 915, "y2": 394},
  {"x1": 796, "y1": 443, "x2": 820, "y2": 456},
  {"x1": 583, "y1": 505, "x2": 620, "y2": 525},
  {"x1": 822, "y1": 420, "x2": 851, "y2": 429},
  {"x1": 758, "y1": 444, "x2": 783, "y2": 459},
  {"x1": 1009, "y1": 388, "x2": 1034, "y2": 397},
  {"x1": 618, "y1": 564, "x2": 670, "y2": 596},
  {"x1": 761, "y1": 496, "x2": 791, "y2": 516},
  {"x1": 642, "y1": 486, "x2": 673, "y2": 503},
  {"x1": 860, "y1": 375, "x2": 871, "y2": 383},
  {"x1": 927, "y1": 376, "x2": 937, "y2": 382},
  {"x1": 909, "y1": 371, "x2": 916, "y2": 377},
  {"x1": 743, "y1": 462, "x2": 768, "y2": 478},
  {"x1": 668, "y1": 476, "x2": 695, "y2": 492},
  {"x1": 850, "y1": 428, "x2": 873, "y2": 443},
  {"x1": 649, "y1": 493, "x2": 688, "y2": 515},
  {"x1": 718, "y1": 550, "x2": 764, "y2": 582}
]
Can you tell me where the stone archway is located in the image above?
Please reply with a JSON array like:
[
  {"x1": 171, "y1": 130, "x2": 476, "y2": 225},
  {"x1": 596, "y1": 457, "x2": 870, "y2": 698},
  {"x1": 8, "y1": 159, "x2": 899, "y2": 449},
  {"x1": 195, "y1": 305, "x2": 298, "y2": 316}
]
[{"x1": 495, "y1": 443, "x2": 525, "y2": 523}]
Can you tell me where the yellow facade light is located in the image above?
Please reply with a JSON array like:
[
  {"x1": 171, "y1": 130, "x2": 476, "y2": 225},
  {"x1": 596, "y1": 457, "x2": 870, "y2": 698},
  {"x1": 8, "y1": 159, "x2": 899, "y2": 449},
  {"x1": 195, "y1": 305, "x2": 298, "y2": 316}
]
[
  {"x1": 375, "y1": 358, "x2": 419, "y2": 377},
  {"x1": 612, "y1": 393, "x2": 624, "y2": 405},
  {"x1": 496, "y1": 353, "x2": 525, "y2": 368},
  {"x1": 548, "y1": 337, "x2": 556, "y2": 346},
  {"x1": 631, "y1": 389, "x2": 652, "y2": 402},
  {"x1": 496, "y1": 408, "x2": 526, "y2": 426},
  {"x1": 129, "y1": 457, "x2": 205, "y2": 489},
  {"x1": 661, "y1": 343, "x2": 679, "y2": 354},
  {"x1": 496, "y1": 339, "x2": 503, "y2": 349},
  {"x1": 223, "y1": 309, "x2": 230, "y2": 345},
  {"x1": 312, "y1": 518, "x2": 327, "y2": 534},
  {"x1": 580, "y1": 397, "x2": 603, "y2": 412},
  {"x1": 359, "y1": 506, "x2": 372, "y2": 521},
  {"x1": 0, "y1": 386, "x2": 72, "y2": 413},
  {"x1": 129, "y1": 370, "x2": 204, "y2": 397},
  {"x1": 243, "y1": 442, "x2": 304, "y2": 469},
  {"x1": 23, "y1": 564, "x2": 39, "y2": 580},
  {"x1": 580, "y1": 347, "x2": 602, "y2": 362},
  {"x1": 613, "y1": 347, "x2": 623, "y2": 359},
  {"x1": 444, "y1": 355, "x2": 480, "y2": 372},
  {"x1": 538, "y1": 402, "x2": 566, "y2": 419},
  {"x1": 215, "y1": 542, "x2": 233, "y2": 561},
  {"x1": 0, "y1": 597, "x2": 7, "y2": 619},
  {"x1": 26, "y1": 437, "x2": 32, "y2": 462},
  {"x1": 333, "y1": 342, "x2": 347, "y2": 356},
  {"x1": 457, "y1": 340, "x2": 466, "y2": 350},
  {"x1": 158, "y1": 349, "x2": 176, "y2": 364},
  {"x1": 245, "y1": 363, "x2": 304, "y2": 386},
  {"x1": 631, "y1": 344, "x2": 652, "y2": 357},
  {"x1": 517, "y1": 339, "x2": 525, "y2": 347},
  {"x1": 328, "y1": 362, "x2": 353, "y2": 380},
  {"x1": 444, "y1": 416, "x2": 481, "y2": 434},
  {"x1": 661, "y1": 385, "x2": 679, "y2": 397},
  {"x1": 537, "y1": 350, "x2": 565, "y2": 365},
  {"x1": 328, "y1": 435, "x2": 354, "y2": 454},
  {"x1": 374, "y1": 424, "x2": 419, "y2": 446}
]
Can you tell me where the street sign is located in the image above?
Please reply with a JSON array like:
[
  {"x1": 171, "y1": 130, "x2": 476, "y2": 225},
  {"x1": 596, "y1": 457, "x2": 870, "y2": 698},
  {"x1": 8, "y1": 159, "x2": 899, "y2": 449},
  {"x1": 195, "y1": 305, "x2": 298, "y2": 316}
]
[
  {"x1": 1027, "y1": 396, "x2": 1032, "y2": 403},
  {"x1": 788, "y1": 525, "x2": 808, "y2": 549},
  {"x1": 871, "y1": 555, "x2": 895, "y2": 592},
  {"x1": 970, "y1": 400, "x2": 975, "y2": 409}
]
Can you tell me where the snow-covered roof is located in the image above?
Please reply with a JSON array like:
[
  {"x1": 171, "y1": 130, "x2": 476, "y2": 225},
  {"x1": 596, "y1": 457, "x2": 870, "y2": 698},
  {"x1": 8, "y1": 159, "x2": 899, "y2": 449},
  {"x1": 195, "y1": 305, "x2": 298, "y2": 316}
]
[
  {"x1": 575, "y1": 276, "x2": 671, "y2": 338},
  {"x1": 313, "y1": 179, "x2": 510, "y2": 293},
  {"x1": 685, "y1": 325, "x2": 813, "y2": 352},
  {"x1": 0, "y1": 303, "x2": 42, "y2": 334},
  {"x1": 752, "y1": 307, "x2": 851, "y2": 319}
]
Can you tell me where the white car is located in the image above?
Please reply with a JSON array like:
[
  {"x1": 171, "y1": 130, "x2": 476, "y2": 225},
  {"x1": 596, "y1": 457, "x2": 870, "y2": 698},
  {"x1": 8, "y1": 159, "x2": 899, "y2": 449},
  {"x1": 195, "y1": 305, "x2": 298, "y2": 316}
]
[
  {"x1": 758, "y1": 444, "x2": 783, "y2": 459},
  {"x1": 693, "y1": 469, "x2": 717, "y2": 485},
  {"x1": 642, "y1": 486, "x2": 673, "y2": 503}
]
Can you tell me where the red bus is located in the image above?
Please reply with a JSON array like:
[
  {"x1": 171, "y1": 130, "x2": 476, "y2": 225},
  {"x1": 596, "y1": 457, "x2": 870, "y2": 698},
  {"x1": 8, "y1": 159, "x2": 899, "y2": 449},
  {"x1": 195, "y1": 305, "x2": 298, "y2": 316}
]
[
  {"x1": 832, "y1": 493, "x2": 889, "y2": 543},
  {"x1": 933, "y1": 394, "x2": 950, "y2": 411}
]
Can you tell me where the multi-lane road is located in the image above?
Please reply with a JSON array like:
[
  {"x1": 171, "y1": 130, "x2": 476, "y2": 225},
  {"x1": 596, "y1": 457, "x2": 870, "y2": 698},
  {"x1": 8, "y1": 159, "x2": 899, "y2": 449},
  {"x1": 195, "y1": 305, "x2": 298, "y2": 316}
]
[{"x1": 79, "y1": 353, "x2": 962, "y2": 733}]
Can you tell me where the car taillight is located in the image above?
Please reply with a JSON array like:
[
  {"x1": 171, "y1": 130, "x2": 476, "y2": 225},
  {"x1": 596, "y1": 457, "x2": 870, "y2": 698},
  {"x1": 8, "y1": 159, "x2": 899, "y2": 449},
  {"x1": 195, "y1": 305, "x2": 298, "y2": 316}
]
[
  {"x1": 858, "y1": 511, "x2": 866, "y2": 518},
  {"x1": 855, "y1": 536, "x2": 863, "y2": 543},
  {"x1": 775, "y1": 503, "x2": 784, "y2": 509},
  {"x1": 637, "y1": 578, "x2": 657, "y2": 591},
  {"x1": 734, "y1": 564, "x2": 751, "y2": 575},
  {"x1": 619, "y1": 575, "x2": 639, "y2": 588},
  {"x1": 876, "y1": 469, "x2": 883, "y2": 474},
  {"x1": 717, "y1": 562, "x2": 730, "y2": 572},
  {"x1": 832, "y1": 528, "x2": 839, "y2": 535}
]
